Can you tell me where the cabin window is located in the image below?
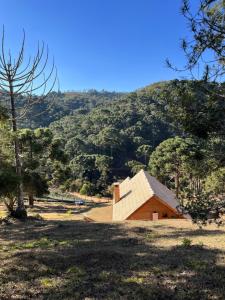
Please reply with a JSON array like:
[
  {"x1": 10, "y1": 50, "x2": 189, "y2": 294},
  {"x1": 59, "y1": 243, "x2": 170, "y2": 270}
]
[{"x1": 162, "y1": 213, "x2": 168, "y2": 218}]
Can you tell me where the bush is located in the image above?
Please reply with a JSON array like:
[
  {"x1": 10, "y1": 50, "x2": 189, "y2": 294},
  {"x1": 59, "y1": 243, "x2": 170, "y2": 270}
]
[
  {"x1": 181, "y1": 238, "x2": 192, "y2": 247},
  {"x1": 178, "y1": 188, "x2": 225, "y2": 226},
  {"x1": 79, "y1": 182, "x2": 95, "y2": 196},
  {"x1": 70, "y1": 179, "x2": 83, "y2": 192}
]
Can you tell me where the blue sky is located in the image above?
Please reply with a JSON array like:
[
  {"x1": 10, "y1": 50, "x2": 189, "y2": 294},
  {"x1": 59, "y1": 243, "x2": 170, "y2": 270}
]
[{"x1": 0, "y1": 0, "x2": 193, "y2": 91}]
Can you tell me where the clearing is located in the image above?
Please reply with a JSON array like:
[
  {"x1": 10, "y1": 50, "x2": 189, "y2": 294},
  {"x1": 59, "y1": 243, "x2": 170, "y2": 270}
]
[{"x1": 0, "y1": 201, "x2": 225, "y2": 299}]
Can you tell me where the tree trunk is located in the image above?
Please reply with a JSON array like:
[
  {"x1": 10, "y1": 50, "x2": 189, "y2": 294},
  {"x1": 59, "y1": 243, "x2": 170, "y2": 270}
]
[
  {"x1": 4, "y1": 197, "x2": 16, "y2": 213},
  {"x1": 175, "y1": 171, "x2": 180, "y2": 199},
  {"x1": 9, "y1": 79, "x2": 27, "y2": 218},
  {"x1": 28, "y1": 194, "x2": 34, "y2": 207}
]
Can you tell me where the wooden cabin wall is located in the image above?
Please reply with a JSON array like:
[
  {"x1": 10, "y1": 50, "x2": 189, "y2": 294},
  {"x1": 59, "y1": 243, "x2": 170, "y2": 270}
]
[{"x1": 127, "y1": 196, "x2": 182, "y2": 220}]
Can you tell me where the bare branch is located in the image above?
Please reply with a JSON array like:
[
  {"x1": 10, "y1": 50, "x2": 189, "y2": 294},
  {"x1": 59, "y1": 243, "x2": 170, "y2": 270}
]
[
  {"x1": 0, "y1": 26, "x2": 9, "y2": 73},
  {"x1": 11, "y1": 29, "x2": 25, "y2": 77}
]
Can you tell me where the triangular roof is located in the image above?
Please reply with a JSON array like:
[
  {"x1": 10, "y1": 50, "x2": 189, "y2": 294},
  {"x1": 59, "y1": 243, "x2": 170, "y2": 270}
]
[{"x1": 113, "y1": 169, "x2": 187, "y2": 221}]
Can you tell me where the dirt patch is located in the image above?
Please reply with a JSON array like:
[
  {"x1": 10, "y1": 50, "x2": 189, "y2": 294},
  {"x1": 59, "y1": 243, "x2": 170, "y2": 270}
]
[{"x1": 85, "y1": 203, "x2": 112, "y2": 222}]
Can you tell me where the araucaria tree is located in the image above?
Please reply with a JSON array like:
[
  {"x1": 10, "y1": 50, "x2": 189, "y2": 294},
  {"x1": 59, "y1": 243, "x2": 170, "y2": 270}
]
[
  {"x1": 0, "y1": 28, "x2": 57, "y2": 218},
  {"x1": 167, "y1": 0, "x2": 225, "y2": 81},
  {"x1": 149, "y1": 137, "x2": 203, "y2": 198}
]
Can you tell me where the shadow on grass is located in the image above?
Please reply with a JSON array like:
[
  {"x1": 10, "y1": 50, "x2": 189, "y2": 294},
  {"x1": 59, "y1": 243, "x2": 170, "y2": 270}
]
[
  {"x1": 0, "y1": 219, "x2": 225, "y2": 299},
  {"x1": 158, "y1": 228, "x2": 225, "y2": 239}
]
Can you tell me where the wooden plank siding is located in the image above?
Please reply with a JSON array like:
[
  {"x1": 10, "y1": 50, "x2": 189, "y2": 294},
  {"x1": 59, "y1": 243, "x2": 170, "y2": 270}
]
[{"x1": 127, "y1": 195, "x2": 183, "y2": 220}]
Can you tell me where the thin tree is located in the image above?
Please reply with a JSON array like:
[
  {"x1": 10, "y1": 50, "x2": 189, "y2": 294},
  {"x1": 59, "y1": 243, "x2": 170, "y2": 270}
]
[{"x1": 0, "y1": 27, "x2": 57, "y2": 218}]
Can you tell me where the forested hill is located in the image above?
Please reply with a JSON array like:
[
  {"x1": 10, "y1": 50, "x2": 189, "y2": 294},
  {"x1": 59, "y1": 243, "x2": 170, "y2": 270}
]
[
  {"x1": 49, "y1": 81, "x2": 179, "y2": 193},
  {"x1": 19, "y1": 90, "x2": 126, "y2": 128},
  {"x1": 47, "y1": 79, "x2": 225, "y2": 196},
  {"x1": 28, "y1": 90, "x2": 124, "y2": 127}
]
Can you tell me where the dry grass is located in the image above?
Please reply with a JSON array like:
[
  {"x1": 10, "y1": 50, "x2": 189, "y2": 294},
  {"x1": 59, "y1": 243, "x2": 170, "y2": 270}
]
[
  {"x1": 0, "y1": 210, "x2": 6, "y2": 218},
  {"x1": 0, "y1": 201, "x2": 225, "y2": 299},
  {"x1": 134, "y1": 219, "x2": 225, "y2": 250},
  {"x1": 85, "y1": 203, "x2": 112, "y2": 222},
  {"x1": 27, "y1": 201, "x2": 98, "y2": 221}
]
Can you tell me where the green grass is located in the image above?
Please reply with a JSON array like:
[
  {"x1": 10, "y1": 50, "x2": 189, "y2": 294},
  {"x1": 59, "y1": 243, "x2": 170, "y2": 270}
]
[{"x1": 40, "y1": 277, "x2": 58, "y2": 288}]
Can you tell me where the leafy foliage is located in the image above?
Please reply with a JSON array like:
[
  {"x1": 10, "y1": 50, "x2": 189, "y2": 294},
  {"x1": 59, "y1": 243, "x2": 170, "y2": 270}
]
[
  {"x1": 149, "y1": 137, "x2": 204, "y2": 196},
  {"x1": 149, "y1": 80, "x2": 225, "y2": 138},
  {"x1": 1, "y1": 78, "x2": 225, "y2": 223},
  {"x1": 0, "y1": 167, "x2": 19, "y2": 199},
  {"x1": 50, "y1": 86, "x2": 176, "y2": 194},
  {"x1": 205, "y1": 168, "x2": 225, "y2": 195},
  {"x1": 17, "y1": 90, "x2": 125, "y2": 128},
  {"x1": 178, "y1": 188, "x2": 225, "y2": 226},
  {"x1": 168, "y1": 0, "x2": 225, "y2": 80}
]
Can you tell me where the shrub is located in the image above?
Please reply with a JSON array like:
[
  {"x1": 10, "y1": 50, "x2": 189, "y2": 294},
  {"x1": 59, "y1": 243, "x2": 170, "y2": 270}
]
[
  {"x1": 181, "y1": 238, "x2": 192, "y2": 247},
  {"x1": 70, "y1": 179, "x2": 83, "y2": 192},
  {"x1": 79, "y1": 182, "x2": 95, "y2": 196}
]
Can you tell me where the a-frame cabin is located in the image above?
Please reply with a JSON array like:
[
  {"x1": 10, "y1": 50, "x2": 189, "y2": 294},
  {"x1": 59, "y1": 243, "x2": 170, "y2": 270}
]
[{"x1": 112, "y1": 169, "x2": 188, "y2": 221}]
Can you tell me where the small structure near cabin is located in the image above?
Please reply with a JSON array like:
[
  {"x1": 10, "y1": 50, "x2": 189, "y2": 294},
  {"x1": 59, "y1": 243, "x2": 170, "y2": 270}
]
[{"x1": 112, "y1": 169, "x2": 188, "y2": 221}]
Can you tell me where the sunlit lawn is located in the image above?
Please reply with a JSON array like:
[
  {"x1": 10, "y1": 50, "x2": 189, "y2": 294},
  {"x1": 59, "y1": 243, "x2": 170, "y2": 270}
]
[
  {"x1": 0, "y1": 210, "x2": 6, "y2": 218},
  {"x1": 0, "y1": 202, "x2": 225, "y2": 299}
]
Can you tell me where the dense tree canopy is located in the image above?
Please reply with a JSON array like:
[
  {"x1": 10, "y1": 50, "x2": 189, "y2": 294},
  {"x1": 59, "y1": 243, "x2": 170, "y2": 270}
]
[
  {"x1": 47, "y1": 80, "x2": 224, "y2": 195},
  {"x1": 205, "y1": 167, "x2": 225, "y2": 195},
  {"x1": 50, "y1": 86, "x2": 177, "y2": 194},
  {"x1": 1, "y1": 77, "x2": 224, "y2": 224},
  {"x1": 18, "y1": 90, "x2": 125, "y2": 128},
  {"x1": 149, "y1": 137, "x2": 204, "y2": 197},
  {"x1": 149, "y1": 80, "x2": 225, "y2": 138}
]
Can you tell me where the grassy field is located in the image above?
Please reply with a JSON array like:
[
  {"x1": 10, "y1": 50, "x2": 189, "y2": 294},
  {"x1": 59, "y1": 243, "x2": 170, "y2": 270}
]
[{"x1": 0, "y1": 202, "x2": 225, "y2": 299}]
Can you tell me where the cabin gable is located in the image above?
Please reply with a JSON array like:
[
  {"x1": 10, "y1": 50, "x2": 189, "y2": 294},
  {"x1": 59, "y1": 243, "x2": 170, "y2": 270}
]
[{"x1": 127, "y1": 195, "x2": 183, "y2": 220}]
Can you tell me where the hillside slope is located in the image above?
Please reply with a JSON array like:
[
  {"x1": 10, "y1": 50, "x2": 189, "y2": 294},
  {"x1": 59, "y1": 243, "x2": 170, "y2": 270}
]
[
  {"x1": 0, "y1": 89, "x2": 125, "y2": 128},
  {"x1": 49, "y1": 82, "x2": 179, "y2": 193}
]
